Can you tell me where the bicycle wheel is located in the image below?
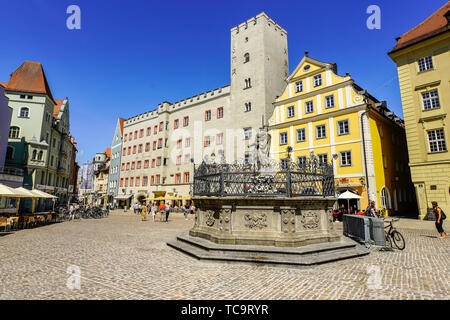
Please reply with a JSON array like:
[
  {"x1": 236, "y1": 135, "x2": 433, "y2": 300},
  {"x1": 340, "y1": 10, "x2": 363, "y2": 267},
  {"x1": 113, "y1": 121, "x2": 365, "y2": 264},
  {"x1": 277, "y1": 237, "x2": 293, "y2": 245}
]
[
  {"x1": 385, "y1": 231, "x2": 392, "y2": 248},
  {"x1": 391, "y1": 230, "x2": 405, "y2": 250}
]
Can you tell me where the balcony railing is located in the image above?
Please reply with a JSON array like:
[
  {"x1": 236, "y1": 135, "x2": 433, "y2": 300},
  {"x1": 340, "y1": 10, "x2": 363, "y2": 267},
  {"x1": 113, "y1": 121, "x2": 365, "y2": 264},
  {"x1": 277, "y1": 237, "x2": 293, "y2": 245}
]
[{"x1": 0, "y1": 166, "x2": 24, "y2": 177}]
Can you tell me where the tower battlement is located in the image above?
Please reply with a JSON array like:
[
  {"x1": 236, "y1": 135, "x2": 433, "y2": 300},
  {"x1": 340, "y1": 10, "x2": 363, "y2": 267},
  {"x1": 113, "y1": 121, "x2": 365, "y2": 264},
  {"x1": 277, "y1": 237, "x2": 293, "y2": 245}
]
[{"x1": 230, "y1": 12, "x2": 287, "y2": 35}]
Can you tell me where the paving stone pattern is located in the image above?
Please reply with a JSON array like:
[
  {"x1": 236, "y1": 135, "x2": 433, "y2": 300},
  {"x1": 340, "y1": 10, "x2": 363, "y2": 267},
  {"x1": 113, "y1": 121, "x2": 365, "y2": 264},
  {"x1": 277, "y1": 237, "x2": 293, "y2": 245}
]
[{"x1": 0, "y1": 210, "x2": 448, "y2": 300}]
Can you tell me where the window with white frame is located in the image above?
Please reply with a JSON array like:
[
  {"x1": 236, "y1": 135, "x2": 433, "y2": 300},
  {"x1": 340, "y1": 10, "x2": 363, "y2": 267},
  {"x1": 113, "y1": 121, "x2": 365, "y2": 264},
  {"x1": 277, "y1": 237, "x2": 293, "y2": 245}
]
[
  {"x1": 19, "y1": 107, "x2": 29, "y2": 118},
  {"x1": 296, "y1": 128, "x2": 306, "y2": 142},
  {"x1": 325, "y1": 95, "x2": 335, "y2": 108},
  {"x1": 244, "y1": 128, "x2": 252, "y2": 140},
  {"x1": 315, "y1": 124, "x2": 326, "y2": 139},
  {"x1": 280, "y1": 158, "x2": 289, "y2": 170},
  {"x1": 297, "y1": 156, "x2": 307, "y2": 168},
  {"x1": 287, "y1": 105, "x2": 295, "y2": 118},
  {"x1": 305, "y1": 101, "x2": 314, "y2": 114},
  {"x1": 313, "y1": 74, "x2": 322, "y2": 87},
  {"x1": 279, "y1": 132, "x2": 288, "y2": 145},
  {"x1": 339, "y1": 151, "x2": 352, "y2": 166},
  {"x1": 427, "y1": 128, "x2": 447, "y2": 153},
  {"x1": 295, "y1": 81, "x2": 303, "y2": 93},
  {"x1": 418, "y1": 56, "x2": 433, "y2": 72},
  {"x1": 422, "y1": 90, "x2": 440, "y2": 110},
  {"x1": 9, "y1": 126, "x2": 20, "y2": 139},
  {"x1": 337, "y1": 119, "x2": 349, "y2": 135},
  {"x1": 317, "y1": 153, "x2": 328, "y2": 166}
]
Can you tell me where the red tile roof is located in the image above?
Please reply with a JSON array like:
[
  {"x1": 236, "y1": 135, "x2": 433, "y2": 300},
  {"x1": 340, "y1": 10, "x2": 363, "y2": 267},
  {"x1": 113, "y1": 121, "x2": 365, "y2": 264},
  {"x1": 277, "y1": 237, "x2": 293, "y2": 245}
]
[
  {"x1": 3, "y1": 61, "x2": 56, "y2": 103},
  {"x1": 53, "y1": 99, "x2": 64, "y2": 119},
  {"x1": 118, "y1": 117, "x2": 125, "y2": 136},
  {"x1": 0, "y1": 82, "x2": 7, "y2": 88},
  {"x1": 104, "y1": 148, "x2": 111, "y2": 161},
  {"x1": 390, "y1": 2, "x2": 450, "y2": 53}
]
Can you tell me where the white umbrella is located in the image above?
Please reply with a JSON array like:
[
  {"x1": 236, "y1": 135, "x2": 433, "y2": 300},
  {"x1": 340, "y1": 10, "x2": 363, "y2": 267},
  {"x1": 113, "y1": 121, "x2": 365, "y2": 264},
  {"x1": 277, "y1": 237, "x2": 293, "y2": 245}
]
[
  {"x1": 31, "y1": 189, "x2": 57, "y2": 199},
  {"x1": 0, "y1": 184, "x2": 21, "y2": 197},
  {"x1": 338, "y1": 190, "x2": 362, "y2": 212}
]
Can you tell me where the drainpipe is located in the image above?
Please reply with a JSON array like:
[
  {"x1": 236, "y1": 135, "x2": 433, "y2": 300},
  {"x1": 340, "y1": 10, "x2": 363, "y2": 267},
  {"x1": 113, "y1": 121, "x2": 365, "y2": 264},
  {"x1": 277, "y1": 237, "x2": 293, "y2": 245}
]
[{"x1": 359, "y1": 92, "x2": 371, "y2": 204}]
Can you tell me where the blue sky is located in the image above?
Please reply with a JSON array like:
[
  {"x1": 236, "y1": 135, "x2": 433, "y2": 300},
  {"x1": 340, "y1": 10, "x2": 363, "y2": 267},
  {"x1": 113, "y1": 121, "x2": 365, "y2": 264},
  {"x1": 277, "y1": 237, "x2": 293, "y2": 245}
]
[{"x1": 0, "y1": 0, "x2": 447, "y2": 164}]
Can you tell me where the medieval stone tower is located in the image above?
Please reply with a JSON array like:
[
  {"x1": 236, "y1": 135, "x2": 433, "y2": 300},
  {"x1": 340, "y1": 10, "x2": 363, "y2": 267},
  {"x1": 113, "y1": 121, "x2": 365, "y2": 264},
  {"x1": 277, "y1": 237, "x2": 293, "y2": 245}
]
[{"x1": 230, "y1": 12, "x2": 289, "y2": 135}]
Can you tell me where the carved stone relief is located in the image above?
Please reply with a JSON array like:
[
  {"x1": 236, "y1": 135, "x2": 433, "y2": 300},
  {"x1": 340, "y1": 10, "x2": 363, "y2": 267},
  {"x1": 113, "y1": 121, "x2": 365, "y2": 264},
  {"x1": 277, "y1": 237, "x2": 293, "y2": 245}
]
[
  {"x1": 300, "y1": 210, "x2": 320, "y2": 229},
  {"x1": 281, "y1": 209, "x2": 295, "y2": 233},
  {"x1": 219, "y1": 208, "x2": 232, "y2": 232},
  {"x1": 244, "y1": 212, "x2": 267, "y2": 230},
  {"x1": 205, "y1": 210, "x2": 215, "y2": 227}
]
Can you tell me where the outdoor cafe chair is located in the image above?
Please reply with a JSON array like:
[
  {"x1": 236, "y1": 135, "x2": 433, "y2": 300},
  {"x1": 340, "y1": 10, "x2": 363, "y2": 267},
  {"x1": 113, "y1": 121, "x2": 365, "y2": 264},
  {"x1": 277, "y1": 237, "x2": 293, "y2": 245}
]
[{"x1": 0, "y1": 217, "x2": 12, "y2": 233}]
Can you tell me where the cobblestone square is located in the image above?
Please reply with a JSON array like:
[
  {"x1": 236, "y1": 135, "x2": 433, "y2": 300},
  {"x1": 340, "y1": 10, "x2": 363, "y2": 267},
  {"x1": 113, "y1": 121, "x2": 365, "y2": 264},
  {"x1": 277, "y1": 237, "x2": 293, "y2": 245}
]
[{"x1": 0, "y1": 210, "x2": 448, "y2": 300}]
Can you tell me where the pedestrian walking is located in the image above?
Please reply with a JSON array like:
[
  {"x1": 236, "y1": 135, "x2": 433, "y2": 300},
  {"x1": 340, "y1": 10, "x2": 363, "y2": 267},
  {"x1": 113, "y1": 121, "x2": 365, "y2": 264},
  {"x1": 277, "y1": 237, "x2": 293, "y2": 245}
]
[
  {"x1": 183, "y1": 204, "x2": 189, "y2": 220},
  {"x1": 365, "y1": 201, "x2": 378, "y2": 218},
  {"x1": 189, "y1": 204, "x2": 196, "y2": 219},
  {"x1": 165, "y1": 202, "x2": 171, "y2": 222},
  {"x1": 69, "y1": 204, "x2": 75, "y2": 221},
  {"x1": 159, "y1": 202, "x2": 166, "y2": 221},
  {"x1": 432, "y1": 201, "x2": 448, "y2": 239},
  {"x1": 151, "y1": 203, "x2": 157, "y2": 222},
  {"x1": 141, "y1": 203, "x2": 147, "y2": 221}
]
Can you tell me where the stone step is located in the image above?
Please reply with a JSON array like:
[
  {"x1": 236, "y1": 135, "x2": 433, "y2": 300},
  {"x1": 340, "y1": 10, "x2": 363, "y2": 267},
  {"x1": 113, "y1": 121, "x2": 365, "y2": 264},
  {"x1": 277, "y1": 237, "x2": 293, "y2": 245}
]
[
  {"x1": 167, "y1": 236, "x2": 369, "y2": 267},
  {"x1": 177, "y1": 234, "x2": 357, "y2": 256}
]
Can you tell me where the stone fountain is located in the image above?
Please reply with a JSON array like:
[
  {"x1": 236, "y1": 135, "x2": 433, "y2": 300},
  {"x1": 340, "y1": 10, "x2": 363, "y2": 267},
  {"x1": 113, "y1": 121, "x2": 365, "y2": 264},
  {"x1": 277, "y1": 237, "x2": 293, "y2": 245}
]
[{"x1": 167, "y1": 134, "x2": 368, "y2": 267}]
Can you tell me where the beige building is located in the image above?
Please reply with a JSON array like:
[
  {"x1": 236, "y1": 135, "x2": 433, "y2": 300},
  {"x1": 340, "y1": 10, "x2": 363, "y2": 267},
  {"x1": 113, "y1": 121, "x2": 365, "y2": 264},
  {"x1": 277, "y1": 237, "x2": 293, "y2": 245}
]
[
  {"x1": 93, "y1": 149, "x2": 110, "y2": 207},
  {"x1": 388, "y1": 3, "x2": 450, "y2": 219},
  {"x1": 118, "y1": 12, "x2": 289, "y2": 205}
]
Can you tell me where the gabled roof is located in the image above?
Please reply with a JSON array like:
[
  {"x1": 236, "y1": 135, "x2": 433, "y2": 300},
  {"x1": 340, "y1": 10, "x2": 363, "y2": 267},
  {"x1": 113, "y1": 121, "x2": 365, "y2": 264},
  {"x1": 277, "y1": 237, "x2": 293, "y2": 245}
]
[
  {"x1": 3, "y1": 61, "x2": 56, "y2": 104},
  {"x1": 118, "y1": 117, "x2": 125, "y2": 136},
  {"x1": 286, "y1": 54, "x2": 336, "y2": 82},
  {"x1": 389, "y1": 2, "x2": 450, "y2": 54}
]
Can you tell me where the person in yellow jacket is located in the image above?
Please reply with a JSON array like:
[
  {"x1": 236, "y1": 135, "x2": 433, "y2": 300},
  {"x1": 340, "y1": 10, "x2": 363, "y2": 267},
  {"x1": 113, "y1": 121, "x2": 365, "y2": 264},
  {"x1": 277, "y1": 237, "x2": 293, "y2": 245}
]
[{"x1": 141, "y1": 203, "x2": 147, "y2": 221}]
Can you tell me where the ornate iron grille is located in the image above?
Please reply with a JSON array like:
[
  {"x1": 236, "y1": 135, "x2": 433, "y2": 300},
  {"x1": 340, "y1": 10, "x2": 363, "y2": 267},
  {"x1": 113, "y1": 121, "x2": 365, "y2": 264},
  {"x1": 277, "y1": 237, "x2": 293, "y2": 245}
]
[{"x1": 193, "y1": 156, "x2": 335, "y2": 197}]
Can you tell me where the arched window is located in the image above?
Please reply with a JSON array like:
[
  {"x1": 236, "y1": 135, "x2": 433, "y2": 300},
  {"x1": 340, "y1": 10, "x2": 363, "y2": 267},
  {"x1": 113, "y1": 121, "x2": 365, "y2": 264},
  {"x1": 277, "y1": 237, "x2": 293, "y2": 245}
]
[
  {"x1": 32, "y1": 150, "x2": 37, "y2": 160},
  {"x1": 9, "y1": 126, "x2": 20, "y2": 139},
  {"x1": 244, "y1": 53, "x2": 250, "y2": 63},
  {"x1": 380, "y1": 186, "x2": 391, "y2": 209},
  {"x1": 20, "y1": 107, "x2": 29, "y2": 118},
  {"x1": 38, "y1": 151, "x2": 43, "y2": 161}
]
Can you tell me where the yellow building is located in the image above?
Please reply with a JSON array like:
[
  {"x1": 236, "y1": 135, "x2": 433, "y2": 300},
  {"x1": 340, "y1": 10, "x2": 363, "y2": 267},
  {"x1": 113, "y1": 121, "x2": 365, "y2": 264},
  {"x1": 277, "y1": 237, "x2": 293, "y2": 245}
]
[
  {"x1": 268, "y1": 53, "x2": 417, "y2": 216},
  {"x1": 388, "y1": 2, "x2": 450, "y2": 219}
]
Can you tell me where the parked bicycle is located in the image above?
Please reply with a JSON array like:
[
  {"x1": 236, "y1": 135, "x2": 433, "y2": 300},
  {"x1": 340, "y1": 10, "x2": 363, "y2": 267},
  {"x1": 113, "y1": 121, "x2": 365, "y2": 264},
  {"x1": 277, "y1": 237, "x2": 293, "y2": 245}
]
[{"x1": 384, "y1": 217, "x2": 405, "y2": 250}]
